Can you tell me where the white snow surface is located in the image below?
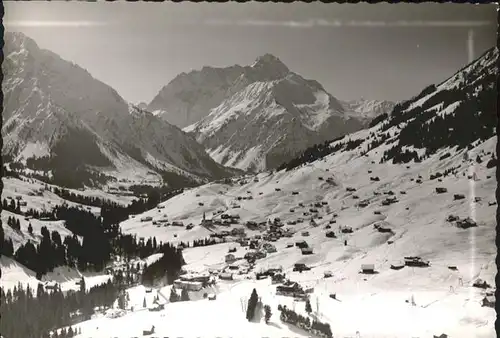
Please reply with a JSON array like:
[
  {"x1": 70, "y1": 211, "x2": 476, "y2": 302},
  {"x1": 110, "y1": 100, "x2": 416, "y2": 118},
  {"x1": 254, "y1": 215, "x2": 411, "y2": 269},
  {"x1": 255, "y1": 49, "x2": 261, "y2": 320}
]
[
  {"x1": 0, "y1": 255, "x2": 112, "y2": 294},
  {"x1": 110, "y1": 134, "x2": 497, "y2": 337}
]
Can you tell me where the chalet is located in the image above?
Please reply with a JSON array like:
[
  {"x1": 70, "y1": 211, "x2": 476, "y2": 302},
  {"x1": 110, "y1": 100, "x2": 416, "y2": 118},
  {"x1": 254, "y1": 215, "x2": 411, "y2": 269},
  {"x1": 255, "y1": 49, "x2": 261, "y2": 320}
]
[
  {"x1": 208, "y1": 294, "x2": 216, "y2": 300},
  {"x1": 293, "y1": 263, "x2": 310, "y2": 272},
  {"x1": 323, "y1": 271, "x2": 332, "y2": 278},
  {"x1": 435, "y1": 187, "x2": 448, "y2": 194},
  {"x1": 180, "y1": 273, "x2": 210, "y2": 284},
  {"x1": 404, "y1": 256, "x2": 430, "y2": 267},
  {"x1": 140, "y1": 216, "x2": 153, "y2": 222},
  {"x1": 454, "y1": 194, "x2": 465, "y2": 200},
  {"x1": 325, "y1": 231, "x2": 336, "y2": 238},
  {"x1": 390, "y1": 262, "x2": 405, "y2": 270},
  {"x1": 276, "y1": 282, "x2": 303, "y2": 296},
  {"x1": 472, "y1": 278, "x2": 491, "y2": 289},
  {"x1": 262, "y1": 243, "x2": 277, "y2": 253},
  {"x1": 341, "y1": 226, "x2": 353, "y2": 234},
  {"x1": 358, "y1": 201, "x2": 369, "y2": 208},
  {"x1": 230, "y1": 228, "x2": 245, "y2": 236},
  {"x1": 301, "y1": 247, "x2": 313, "y2": 255},
  {"x1": 301, "y1": 231, "x2": 310, "y2": 237},
  {"x1": 225, "y1": 254, "x2": 236, "y2": 264},
  {"x1": 173, "y1": 279, "x2": 203, "y2": 291},
  {"x1": 456, "y1": 217, "x2": 477, "y2": 229},
  {"x1": 219, "y1": 272, "x2": 233, "y2": 280},
  {"x1": 271, "y1": 273, "x2": 286, "y2": 284},
  {"x1": 295, "y1": 241, "x2": 308, "y2": 249},
  {"x1": 376, "y1": 225, "x2": 393, "y2": 233},
  {"x1": 360, "y1": 264, "x2": 375, "y2": 274}
]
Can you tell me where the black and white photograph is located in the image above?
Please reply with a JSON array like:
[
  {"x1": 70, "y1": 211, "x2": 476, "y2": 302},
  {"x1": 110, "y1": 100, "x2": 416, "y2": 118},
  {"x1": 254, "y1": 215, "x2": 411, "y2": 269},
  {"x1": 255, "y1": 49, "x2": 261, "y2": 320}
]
[{"x1": 1, "y1": 2, "x2": 498, "y2": 337}]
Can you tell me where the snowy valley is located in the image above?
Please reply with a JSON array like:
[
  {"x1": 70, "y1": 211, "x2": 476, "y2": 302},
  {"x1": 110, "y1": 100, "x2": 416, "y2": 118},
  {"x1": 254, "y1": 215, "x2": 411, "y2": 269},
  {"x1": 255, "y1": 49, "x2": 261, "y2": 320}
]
[{"x1": 1, "y1": 24, "x2": 498, "y2": 338}]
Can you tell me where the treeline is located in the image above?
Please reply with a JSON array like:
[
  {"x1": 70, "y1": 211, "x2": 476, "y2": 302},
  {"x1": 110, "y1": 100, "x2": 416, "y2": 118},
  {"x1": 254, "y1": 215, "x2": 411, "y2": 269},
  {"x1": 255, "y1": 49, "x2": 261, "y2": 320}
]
[
  {"x1": 2, "y1": 198, "x2": 22, "y2": 214},
  {"x1": 0, "y1": 202, "x2": 183, "y2": 278},
  {"x1": 379, "y1": 59, "x2": 496, "y2": 164},
  {"x1": 0, "y1": 279, "x2": 119, "y2": 338},
  {"x1": 114, "y1": 234, "x2": 180, "y2": 261},
  {"x1": 5, "y1": 215, "x2": 21, "y2": 231},
  {"x1": 192, "y1": 237, "x2": 221, "y2": 247},
  {"x1": 277, "y1": 137, "x2": 363, "y2": 172},
  {"x1": 277, "y1": 304, "x2": 333, "y2": 338},
  {"x1": 52, "y1": 187, "x2": 114, "y2": 208},
  {"x1": 141, "y1": 246, "x2": 185, "y2": 286}
]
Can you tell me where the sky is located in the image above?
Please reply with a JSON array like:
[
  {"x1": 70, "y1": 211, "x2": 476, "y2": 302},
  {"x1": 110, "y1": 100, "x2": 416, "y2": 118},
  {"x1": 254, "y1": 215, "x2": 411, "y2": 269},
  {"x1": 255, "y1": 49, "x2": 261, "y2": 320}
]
[{"x1": 4, "y1": 2, "x2": 497, "y2": 104}]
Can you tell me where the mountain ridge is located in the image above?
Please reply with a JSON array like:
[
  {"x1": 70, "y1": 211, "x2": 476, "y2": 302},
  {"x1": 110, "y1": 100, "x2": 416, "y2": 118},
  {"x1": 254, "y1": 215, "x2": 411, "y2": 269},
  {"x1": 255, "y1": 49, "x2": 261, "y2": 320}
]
[{"x1": 2, "y1": 31, "x2": 240, "y2": 189}]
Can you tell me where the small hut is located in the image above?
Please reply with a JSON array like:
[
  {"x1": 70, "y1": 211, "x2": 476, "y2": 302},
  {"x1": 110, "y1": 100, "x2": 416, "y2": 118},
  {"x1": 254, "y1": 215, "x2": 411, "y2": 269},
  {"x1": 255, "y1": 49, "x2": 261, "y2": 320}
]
[{"x1": 360, "y1": 264, "x2": 375, "y2": 274}]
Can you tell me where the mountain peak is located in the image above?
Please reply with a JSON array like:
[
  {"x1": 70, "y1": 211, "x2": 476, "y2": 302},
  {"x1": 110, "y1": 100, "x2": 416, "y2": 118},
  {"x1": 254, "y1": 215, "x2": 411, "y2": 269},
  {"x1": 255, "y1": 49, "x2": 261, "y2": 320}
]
[{"x1": 251, "y1": 53, "x2": 289, "y2": 77}]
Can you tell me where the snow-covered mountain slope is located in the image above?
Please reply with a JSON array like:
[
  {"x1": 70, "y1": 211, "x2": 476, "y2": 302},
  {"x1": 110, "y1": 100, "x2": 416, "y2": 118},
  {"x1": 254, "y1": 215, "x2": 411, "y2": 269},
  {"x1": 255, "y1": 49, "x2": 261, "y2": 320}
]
[
  {"x1": 0, "y1": 255, "x2": 112, "y2": 294},
  {"x1": 2, "y1": 32, "x2": 238, "y2": 188},
  {"x1": 111, "y1": 132, "x2": 496, "y2": 337},
  {"x1": 179, "y1": 54, "x2": 363, "y2": 172},
  {"x1": 149, "y1": 64, "x2": 246, "y2": 128},
  {"x1": 342, "y1": 98, "x2": 396, "y2": 126},
  {"x1": 110, "y1": 48, "x2": 497, "y2": 337}
]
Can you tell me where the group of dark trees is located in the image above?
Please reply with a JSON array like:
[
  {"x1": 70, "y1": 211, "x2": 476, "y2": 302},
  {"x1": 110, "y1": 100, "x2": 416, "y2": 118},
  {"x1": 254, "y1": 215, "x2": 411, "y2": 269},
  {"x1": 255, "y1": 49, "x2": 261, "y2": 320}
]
[
  {"x1": 141, "y1": 246, "x2": 185, "y2": 286},
  {"x1": 191, "y1": 237, "x2": 221, "y2": 247},
  {"x1": 52, "y1": 188, "x2": 114, "y2": 208},
  {"x1": 168, "y1": 287, "x2": 190, "y2": 303},
  {"x1": 6, "y1": 216, "x2": 21, "y2": 231},
  {"x1": 0, "y1": 224, "x2": 15, "y2": 257},
  {"x1": 0, "y1": 279, "x2": 119, "y2": 338},
  {"x1": 277, "y1": 304, "x2": 333, "y2": 338},
  {"x1": 0, "y1": 196, "x2": 185, "y2": 280},
  {"x1": 379, "y1": 57, "x2": 496, "y2": 164},
  {"x1": 2, "y1": 198, "x2": 22, "y2": 214}
]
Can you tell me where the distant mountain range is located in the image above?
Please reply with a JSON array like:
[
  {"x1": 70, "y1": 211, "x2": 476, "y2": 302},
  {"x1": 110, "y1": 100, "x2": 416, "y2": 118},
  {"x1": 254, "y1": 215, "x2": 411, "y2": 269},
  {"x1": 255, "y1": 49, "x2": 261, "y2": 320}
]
[
  {"x1": 2, "y1": 32, "x2": 239, "y2": 189},
  {"x1": 278, "y1": 46, "x2": 497, "y2": 172},
  {"x1": 149, "y1": 54, "x2": 393, "y2": 172}
]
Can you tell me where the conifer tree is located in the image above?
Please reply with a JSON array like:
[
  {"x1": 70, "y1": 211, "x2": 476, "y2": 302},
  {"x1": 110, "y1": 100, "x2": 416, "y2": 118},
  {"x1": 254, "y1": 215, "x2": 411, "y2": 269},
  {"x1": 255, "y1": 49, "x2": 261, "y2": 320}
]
[
  {"x1": 143, "y1": 296, "x2": 147, "y2": 308},
  {"x1": 264, "y1": 304, "x2": 272, "y2": 324},
  {"x1": 246, "y1": 288, "x2": 258, "y2": 321}
]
